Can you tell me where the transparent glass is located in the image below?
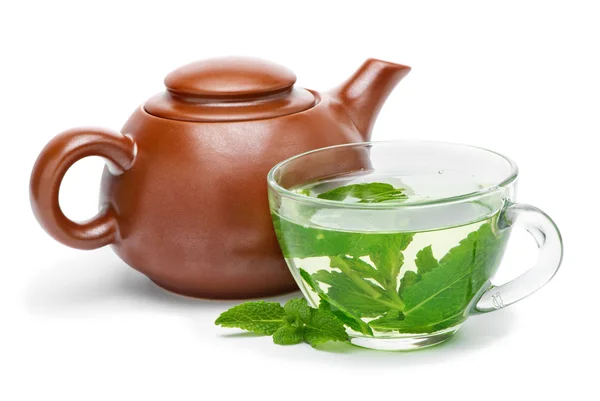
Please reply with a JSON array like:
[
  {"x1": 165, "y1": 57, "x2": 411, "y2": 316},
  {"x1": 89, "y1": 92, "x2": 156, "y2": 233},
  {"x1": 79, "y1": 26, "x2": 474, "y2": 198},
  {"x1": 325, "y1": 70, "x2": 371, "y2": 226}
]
[{"x1": 268, "y1": 141, "x2": 563, "y2": 351}]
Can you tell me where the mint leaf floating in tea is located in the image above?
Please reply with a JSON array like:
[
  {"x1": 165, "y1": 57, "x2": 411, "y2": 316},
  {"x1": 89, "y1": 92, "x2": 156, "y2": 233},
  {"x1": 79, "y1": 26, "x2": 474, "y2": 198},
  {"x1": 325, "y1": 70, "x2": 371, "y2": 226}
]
[
  {"x1": 398, "y1": 245, "x2": 440, "y2": 297},
  {"x1": 274, "y1": 182, "x2": 410, "y2": 259},
  {"x1": 316, "y1": 182, "x2": 408, "y2": 203},
  {"x1": 369, "y1": 235, "x2": 413, "y2": 293},
  {"x1": 300, "y1": 270, "x2": 374, "y2": 336},
  {"x1": 312, "y1": 266, "x2": 392, "y2": 317},
  {"x1": 367, "y1": 310, "x2": 405, "y2": 333},
  {"x1": 273, "y1": 213, "x2": 415, "y2": 260},
  {"x1": 299, "y1": 231, "x2": 413, "y2": 319},
  {"x1": 391, "y1": 224, "x2": 508, "y2": 333},
  {"x1": 302, "y1": 222, "x2": 508, "y2": 334},
  {"x1": 215, "y1": 298, "x2": 349, "y2": 347},
  {"x1": 415, "y1": 245, "x2": 440, "y2": 274}
]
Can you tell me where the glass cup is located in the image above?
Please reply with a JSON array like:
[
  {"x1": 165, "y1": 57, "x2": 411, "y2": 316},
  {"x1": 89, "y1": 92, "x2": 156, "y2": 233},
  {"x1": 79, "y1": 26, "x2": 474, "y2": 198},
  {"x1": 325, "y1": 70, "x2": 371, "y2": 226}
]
[{"x1": 267, "y1": 141, "x2": 562, "y2": 351}]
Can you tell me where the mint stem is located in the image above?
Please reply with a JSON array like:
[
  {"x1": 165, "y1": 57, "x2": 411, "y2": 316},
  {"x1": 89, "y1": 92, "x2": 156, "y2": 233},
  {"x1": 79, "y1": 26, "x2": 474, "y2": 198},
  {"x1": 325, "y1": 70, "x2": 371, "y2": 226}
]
[{"x1": 331, "y1": 256, "x2": 405, "y2": 311}]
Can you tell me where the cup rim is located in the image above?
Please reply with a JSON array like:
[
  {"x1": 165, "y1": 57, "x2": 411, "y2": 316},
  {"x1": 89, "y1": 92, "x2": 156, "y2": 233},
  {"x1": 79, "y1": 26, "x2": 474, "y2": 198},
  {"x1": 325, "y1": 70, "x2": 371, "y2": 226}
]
[{"x1": 267, "y1": 140, "x2": 519, "y2": 209}]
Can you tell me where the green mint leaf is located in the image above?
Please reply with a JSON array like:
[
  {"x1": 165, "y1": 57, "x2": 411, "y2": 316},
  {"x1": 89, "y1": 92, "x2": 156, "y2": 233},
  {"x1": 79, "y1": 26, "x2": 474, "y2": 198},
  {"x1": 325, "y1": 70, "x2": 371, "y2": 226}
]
[
  {"x1": 369, "y1": 235, "x2": 413, "y2": 292},
  {"x1": 334, "y1": 255, "x2": 382, "y2": 281},
  {"x1": 313, "y1": 266, "x2": 393, "y2": 318},
  {"x1": 368, "y1": 310, "x2": 405, "y2": 332},
  {"x1": 301, "y1": 270, "x2": 373, "y2": 335},
  {"x1": 284, "y1": 298, "x2": 311, "y2": 324},
  {"x1": 216, "y1": 297, "x2": 351, "y2": 347},
  {"x1": 272, "y1": 325, "x2": 304, "y2": 345},
  {"x1": 317, "y1": 182, "x2": 407, "y2": 203},
  {"x1": 215, "y1": 301, "x2": 285, "y2": 335},
  {"x1": 297, "y1": 234, "x2": 411, "y2": 320},
  {"x1": 385, "y1": 223, "x2": 508, "y2": 333},
  {"x1": 399, "y1": 271, "x2": 421, "y2": 298},
  {"x1": 274, "y1": 213, "x2": 413, "y2": 259},
  {"x1": 318, "y1": 300, "x2": 374, "y2": 336},
  {"x1": 415, "y1": 245, "x2": 439, "y2": 274},
  {"x1": 303, "y1": 308, "x2": 349, "y2": 347},
  {"x1": 399, "y1": 245, "x2": 439, "y2": 298}
]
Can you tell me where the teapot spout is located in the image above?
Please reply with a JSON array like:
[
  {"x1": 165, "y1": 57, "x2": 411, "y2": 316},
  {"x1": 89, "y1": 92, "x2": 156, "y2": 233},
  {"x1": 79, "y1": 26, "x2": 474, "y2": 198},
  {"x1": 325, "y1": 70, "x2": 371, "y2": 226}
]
[{"x1": 330, "y1": 59, "x2": 411, "y2": 141}]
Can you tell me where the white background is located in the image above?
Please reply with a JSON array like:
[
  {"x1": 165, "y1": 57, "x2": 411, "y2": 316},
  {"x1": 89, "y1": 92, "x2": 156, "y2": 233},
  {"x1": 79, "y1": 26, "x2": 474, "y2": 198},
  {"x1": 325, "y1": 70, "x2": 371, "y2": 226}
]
[{"x1": 1, "y1": 0, "x2": 598, "y2": 399}]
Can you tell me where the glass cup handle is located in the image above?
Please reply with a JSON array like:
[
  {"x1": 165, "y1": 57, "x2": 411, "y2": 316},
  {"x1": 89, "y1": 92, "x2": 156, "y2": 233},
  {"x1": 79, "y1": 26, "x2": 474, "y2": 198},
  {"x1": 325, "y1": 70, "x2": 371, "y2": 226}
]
[{"x1": 473, "y1": 203, "x2": 563, "y2": 313}]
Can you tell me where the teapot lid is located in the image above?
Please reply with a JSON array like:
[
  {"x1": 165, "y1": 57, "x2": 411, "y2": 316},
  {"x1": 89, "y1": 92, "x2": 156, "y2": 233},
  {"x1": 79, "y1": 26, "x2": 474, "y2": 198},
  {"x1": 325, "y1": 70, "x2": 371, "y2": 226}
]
[{"x1": 144, "y1": 57, "x2": 316, "y2": 122}]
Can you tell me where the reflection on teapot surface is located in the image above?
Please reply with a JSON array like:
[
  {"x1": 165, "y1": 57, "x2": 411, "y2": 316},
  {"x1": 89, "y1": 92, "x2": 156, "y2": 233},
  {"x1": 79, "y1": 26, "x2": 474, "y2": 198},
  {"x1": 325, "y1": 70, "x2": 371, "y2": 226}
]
[{"x1": 30, "y1": 56, "x2": 411, "y2": 299}]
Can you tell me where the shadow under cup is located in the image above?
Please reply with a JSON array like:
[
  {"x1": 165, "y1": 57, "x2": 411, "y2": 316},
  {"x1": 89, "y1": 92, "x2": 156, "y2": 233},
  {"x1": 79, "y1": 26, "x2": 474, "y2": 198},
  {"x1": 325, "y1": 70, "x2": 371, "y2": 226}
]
[{"x1": 267, "y1": 141, "x2": 563, "y2": 351}]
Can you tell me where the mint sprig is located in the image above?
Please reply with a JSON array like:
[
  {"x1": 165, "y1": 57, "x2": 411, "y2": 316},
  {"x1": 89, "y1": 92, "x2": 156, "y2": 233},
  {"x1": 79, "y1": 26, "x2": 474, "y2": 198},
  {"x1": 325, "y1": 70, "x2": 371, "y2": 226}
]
[{"x1": 215, "y1": 298, "x2": 349, "y2": 347}]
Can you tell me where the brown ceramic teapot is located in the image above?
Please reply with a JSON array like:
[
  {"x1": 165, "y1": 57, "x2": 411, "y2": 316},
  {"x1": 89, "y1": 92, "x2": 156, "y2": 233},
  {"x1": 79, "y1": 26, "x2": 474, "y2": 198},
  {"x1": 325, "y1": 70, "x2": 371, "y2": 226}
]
[{"x1": 30, "y1": 57, "x2": 410, "y2": 299}]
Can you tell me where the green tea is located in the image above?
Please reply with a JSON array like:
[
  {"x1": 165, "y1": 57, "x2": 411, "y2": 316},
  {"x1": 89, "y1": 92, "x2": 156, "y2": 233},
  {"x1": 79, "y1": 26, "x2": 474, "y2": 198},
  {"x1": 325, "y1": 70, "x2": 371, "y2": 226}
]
[{"x1": 272, "y1": 177, "x2": 509, "y2": 338}]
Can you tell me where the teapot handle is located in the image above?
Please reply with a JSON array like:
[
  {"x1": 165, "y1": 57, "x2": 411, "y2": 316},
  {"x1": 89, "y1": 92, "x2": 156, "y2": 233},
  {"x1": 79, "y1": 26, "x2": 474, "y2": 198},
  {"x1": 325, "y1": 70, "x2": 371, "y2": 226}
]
[{"x1": 30, "y1": 127, "x2": 136, "y2": 250}]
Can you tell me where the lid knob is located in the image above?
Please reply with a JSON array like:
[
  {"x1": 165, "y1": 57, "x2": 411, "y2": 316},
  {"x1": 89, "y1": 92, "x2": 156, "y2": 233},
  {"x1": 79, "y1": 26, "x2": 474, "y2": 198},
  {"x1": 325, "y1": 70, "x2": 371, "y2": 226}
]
[
  {"x1": 144, "y1": 57, "x2": 316, "y2": 122},
  {"x1": 164, "y1": 57, "x2": 297, "y2": 99}
]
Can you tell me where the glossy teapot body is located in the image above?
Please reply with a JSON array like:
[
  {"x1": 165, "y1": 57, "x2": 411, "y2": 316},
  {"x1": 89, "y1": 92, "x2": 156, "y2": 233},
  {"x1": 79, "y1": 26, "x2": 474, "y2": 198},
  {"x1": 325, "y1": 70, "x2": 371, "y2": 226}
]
[
  {"x1": 106, "y1": 99, "x2": 368, "y2": 298},
  {"x1": 30, "y1": 57, "x2": 410, "y2": 299}
]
